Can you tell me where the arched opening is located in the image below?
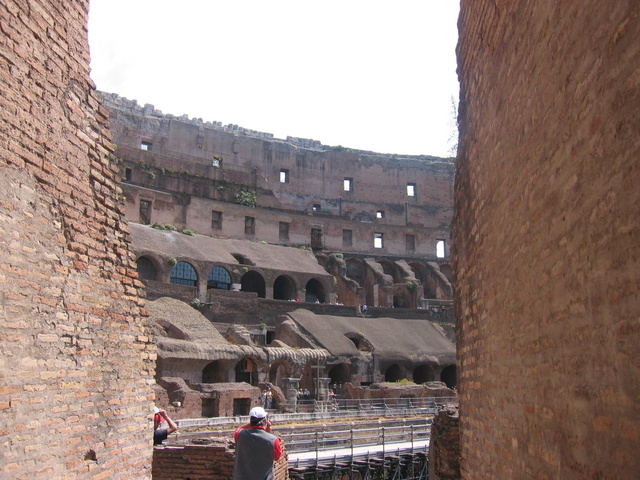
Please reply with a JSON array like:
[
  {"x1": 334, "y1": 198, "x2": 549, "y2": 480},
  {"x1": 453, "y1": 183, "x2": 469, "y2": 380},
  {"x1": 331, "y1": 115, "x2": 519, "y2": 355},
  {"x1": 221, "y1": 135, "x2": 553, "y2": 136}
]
[
  {"x1": 305, "y1": 278, "x2": 326, "y2": 303},
  {"x1": 384, "y1": 363, "x2": 403, "y2": 382},
  {"x1": 378, "y1": 260, "x2": 401, "y2": 283},
  {"x1": 409, "y1": 262, "x2": 437, "y2": 298},
  {"x1": 136, "y1": 256, "x2": 157, "y2": 280},
  {"x1": 235, "y1": 357, "x2": 258, "y2": 385},
  {"x1": 170, "y1": 261, "x2": 197, "y2": 286},
  {"x1": 440, "y1": 364, "x2": 457, "y2": 389},
  {"x1": 328, "y1": 364, "x2": 351, "y2": 386},
  {"x1": 439, "y1": 263, "x2": 453, "y2": 282},
  {"x1": 207, "y1": 266, "x2": 231, "y2": 290},
  {"x1": 413, "y1": 364, "x2": 435, "y2": 384},
  {"x1": 273, "y1": 275, "x2": 296, "y2": 300},
  {"x1": 393, "y1": 294, "x2": 409, "y2": 308},
  {"x1": 268, "y1": 361, "x2": 290, "y2": 390},
  {"x1": 345, "y1": 333, "x2": 373, "y2": 352},
  {"x1": 202, "y1": 360, "x2": 231, "y2": 383},
  {"x1": 240, "y1": 271, "x2": 266, "y2": 298},
  {"x1": 346, "y1": 259, "x2": 365, "y2": 286}
]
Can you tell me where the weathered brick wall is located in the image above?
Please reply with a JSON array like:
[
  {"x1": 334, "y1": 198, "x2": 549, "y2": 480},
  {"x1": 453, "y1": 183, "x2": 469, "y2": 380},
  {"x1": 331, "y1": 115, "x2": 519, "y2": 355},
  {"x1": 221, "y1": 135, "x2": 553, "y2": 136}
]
[
  {"x1": 0, "y1": 0, "x2": 154, "y2": 478},
  {"x1": 454, "y1": 2, "x2": 640, "y2": 479},
  {"x1": 152, "y1": 444, "x2": 289, "y2": 480},
  {"x1": 428, "y1": 406, "x2": 460, "y2": 480}
]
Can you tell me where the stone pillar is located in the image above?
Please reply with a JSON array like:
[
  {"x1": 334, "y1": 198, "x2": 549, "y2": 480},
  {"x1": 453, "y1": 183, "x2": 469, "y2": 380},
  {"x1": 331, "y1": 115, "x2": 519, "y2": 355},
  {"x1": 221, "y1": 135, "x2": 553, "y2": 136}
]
[
  {"x1": 318, "y1": 378, "x2": 331, "y2": 401},
  {"x1": 283, "y1": 378, "x2": 300, "y2": 411}
]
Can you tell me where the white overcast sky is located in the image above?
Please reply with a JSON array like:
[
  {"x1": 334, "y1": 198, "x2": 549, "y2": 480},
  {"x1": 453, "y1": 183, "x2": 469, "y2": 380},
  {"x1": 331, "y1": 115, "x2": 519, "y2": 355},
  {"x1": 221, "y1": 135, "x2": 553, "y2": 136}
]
[{"x1": 88, "y1": 1, "x2": 460, "y2": 157}]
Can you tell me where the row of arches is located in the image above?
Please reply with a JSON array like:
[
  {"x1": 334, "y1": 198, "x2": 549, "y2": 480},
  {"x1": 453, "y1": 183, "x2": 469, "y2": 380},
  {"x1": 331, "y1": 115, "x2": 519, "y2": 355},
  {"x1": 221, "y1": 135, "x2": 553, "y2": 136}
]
[
  {"x1": 137, "y1": 255, "x2": 329, "y2": 302},
  {"x1": 199, "y1": 356, "x2": 457, "y2": 390}
]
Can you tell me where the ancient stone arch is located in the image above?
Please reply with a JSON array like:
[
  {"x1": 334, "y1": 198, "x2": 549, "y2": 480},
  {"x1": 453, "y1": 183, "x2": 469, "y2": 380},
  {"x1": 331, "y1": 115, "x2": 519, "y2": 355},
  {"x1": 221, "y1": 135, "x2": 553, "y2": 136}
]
[
  {"x1": 328, "y1": 363, "x2": 351, "y2": 386},
  {"x1": 170, "y1": 261, "x2": 198, "y2": 286},
  {"x1": 305, "y1": 277, "x2": 326, "y2": 303},
  {"x1": 384, "y1": 363, "x2": 405, "y2": 382},
  {"x1": 440, "y1": 364, "x2": 457, "y2": 389},
  {"x1": 207, "y1": 265, "x2": 232, "y2": 290},
  {"x1": 413, "y1": 364, "x2": 436, "y2": 384},
  {"x1": 136, "y1": 255, "x2": 158, "y2": 281},
  {"x1": 202, "y1": 359, "x2": 234, "y2": 383},
  {"x1": 240, "y1": 270, "x2": 266, "y2": 298},
  {"x1": 378, "y1": 259, "x2": 402, "y2": 283},
  {"x1": 268, "y1": 359, "x2": 293, "y2": 390},
  {"x1": 346, "y1": 258, "x2": 365, "y2": 286},
  {"x1": 344, "y1": 332, "x2": 373, "y2": 352},
  {"x1": 273, "y1": 274, "x2": 297, "y2": 300}
]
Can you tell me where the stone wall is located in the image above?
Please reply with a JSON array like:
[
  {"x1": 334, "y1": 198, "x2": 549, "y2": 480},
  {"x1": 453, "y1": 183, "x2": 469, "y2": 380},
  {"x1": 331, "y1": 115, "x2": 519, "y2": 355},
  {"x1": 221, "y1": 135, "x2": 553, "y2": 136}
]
[
  {"x1": 428, "y1": 406, "x2": 460, "y2": 480},
  {"x1": 454, "y1": 1, "x2": 640, "y2": 479},
  {"x1": 0, "y1": 1, "x2": 154, "y2": 478},
  {"x1": 103, "y1": 92, "x2": 454, "y2": 259}
]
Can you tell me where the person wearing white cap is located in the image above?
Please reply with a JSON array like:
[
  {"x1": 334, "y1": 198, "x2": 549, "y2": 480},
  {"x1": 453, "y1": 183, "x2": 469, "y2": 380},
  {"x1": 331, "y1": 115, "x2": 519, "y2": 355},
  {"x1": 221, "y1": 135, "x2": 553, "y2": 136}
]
[
  {"x1": 233, "y1": 406, "x2": 283, "y2": 480},
  {"x1": 153, "y1": 408, "x2": 178, "y2": 445}
]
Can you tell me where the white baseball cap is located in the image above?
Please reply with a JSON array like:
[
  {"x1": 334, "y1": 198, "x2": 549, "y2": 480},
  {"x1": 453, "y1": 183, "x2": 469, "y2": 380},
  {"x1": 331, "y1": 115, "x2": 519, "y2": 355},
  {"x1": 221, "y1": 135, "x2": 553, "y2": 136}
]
[{"x1": 249, "y1": 406, "x2": 267, "y2": 419}]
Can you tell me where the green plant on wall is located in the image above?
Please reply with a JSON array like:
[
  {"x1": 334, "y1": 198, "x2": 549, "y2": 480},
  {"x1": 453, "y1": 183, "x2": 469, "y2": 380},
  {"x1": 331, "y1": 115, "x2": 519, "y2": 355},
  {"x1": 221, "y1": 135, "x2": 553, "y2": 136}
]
[
  {"x1": 191, "y1": 298, "x2": 204, "y2": 310},
  {"x1": 168, "y1": 257, "x2": 177, "y2": 266},
  {"x1": 234, "y1": 189, "x2": 257, "y2": 207},
  {"x1": 405, "y1": 281, "x2": 417, "y2": 291},
  {"x1": 151, "y1": 223, "x2": 178, "y2": 231}
]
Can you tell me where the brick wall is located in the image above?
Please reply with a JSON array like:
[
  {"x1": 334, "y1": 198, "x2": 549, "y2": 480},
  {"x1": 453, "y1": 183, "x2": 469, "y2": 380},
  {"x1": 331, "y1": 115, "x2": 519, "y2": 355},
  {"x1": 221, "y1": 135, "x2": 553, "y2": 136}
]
[
  {"x1": 0, "y1": 1, "x2": 154, "y2": 478},
  {"x1": 428, "y1": 406, "x2": 460, "y2": 480},
  {"x1": 152, "y1": 444, "x2": 289, "y2": 480},
  {"x1": 454, "y1": 1, "x2": 640, "y2": 479}
]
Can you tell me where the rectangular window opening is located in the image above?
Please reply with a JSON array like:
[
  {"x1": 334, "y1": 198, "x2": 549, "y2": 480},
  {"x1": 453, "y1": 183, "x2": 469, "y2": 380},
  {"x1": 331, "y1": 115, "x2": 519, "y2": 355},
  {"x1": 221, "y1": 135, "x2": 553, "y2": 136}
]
[
  {"x1": 343, "y1": 178, "x2": 353, "y2": 192},
  {"x1": 141, "y1": 141, "x2": 152, "y2": 151},
  {"x1": 245, "y1": 216, "x2": 255, "y2": 235},
  {"x1": 406, "y1": 234, "x2": 416, "y2": 252},
  {"x1": 343, "y1": 229, "x2": 353, "y2": 247},
  {"x1": 124, "y1": 168, "x2": 132, "y2": 182},
  {"x1": 407, "y1": 183, "x2": 416, "y2": 197},
  {"x1": 279, "y1": 221, "x2": 290, "y2": 240},
  {"x1": 211, "y1": 210, "x2": 222, "y2": 230},
  {"x1": 436, "y1": 239, "x2": 446, "y2": 258},
  {"x1": 312, "y1": 204, "x2": 321, "y2": 212},
  {"x1": 374, "y1": 232, "x2": 384, "y2": 249},
  {"x1": 139, "y1": 199, "x2": 152, "y2": 225},
  {"x1": 311, "y1": 228, "x2": 323, "y2": 248},
  {"x1": 376, "y1": 210, "x2": 385, "y2": 219},
  {"x1": 280, "y1": 169, "x2": 290, "y2": 183}
]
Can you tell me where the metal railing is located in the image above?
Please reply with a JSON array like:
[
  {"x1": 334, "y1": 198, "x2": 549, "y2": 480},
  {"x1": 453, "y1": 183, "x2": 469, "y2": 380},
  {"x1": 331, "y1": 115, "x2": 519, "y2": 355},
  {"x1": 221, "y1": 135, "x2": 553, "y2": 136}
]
[
  {"x1": 282, "y1": 419, "x2": 431, "y2": 453},
  {"x1": 175, "y1": 396, "x2": 457, "y2": 429},
  {"x1": 284, "y1": 419, "x2": 433, "y2": 470}
]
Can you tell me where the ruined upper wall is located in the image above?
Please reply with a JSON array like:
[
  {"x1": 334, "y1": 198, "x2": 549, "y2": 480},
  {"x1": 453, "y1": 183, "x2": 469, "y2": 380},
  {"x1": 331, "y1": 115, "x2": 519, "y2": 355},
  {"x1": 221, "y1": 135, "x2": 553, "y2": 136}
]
[
  {"x1": 0, "y1": 1, "x2": 154, "y2": 478},
  {"x1": 101, "y1": 91, "x2": 452, "y2": 159},
  {"x1": 454, "y1": 2, "x2": 640, "y2": 479}
]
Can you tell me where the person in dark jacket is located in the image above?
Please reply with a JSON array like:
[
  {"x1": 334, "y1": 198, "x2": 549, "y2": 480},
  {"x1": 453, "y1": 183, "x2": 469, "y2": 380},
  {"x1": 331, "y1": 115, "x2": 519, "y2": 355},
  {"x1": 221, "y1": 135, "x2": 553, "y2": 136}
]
[
  {"x1": 153, "y1": 408, "x2": 178, "y2": 445},
  {"x1": 233, "y1": 406, "x2": 283, "y2": 480}
]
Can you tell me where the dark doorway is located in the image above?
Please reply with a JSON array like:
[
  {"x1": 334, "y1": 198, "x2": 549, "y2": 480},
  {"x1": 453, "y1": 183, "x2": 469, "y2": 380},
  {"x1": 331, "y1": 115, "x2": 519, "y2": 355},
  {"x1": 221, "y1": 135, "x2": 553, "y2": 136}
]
[
  {"x1": 240, "y1": 271, "x2": 266, "y2": 298},
  {"x1": 440, "y1": 364, "x2": 457, "y2": 389}
]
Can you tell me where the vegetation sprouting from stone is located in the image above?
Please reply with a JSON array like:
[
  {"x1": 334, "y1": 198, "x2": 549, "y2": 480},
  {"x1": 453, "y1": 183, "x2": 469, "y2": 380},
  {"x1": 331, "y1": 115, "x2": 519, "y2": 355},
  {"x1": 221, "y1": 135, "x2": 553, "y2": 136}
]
[{"x1": 234, "y1": 189, "x2": 257, "y2": 207}]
